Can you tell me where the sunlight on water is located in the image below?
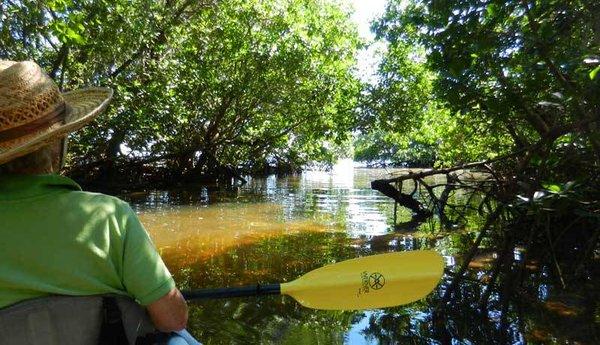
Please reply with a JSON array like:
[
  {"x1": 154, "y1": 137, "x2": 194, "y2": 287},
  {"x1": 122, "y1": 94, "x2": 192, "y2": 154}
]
[
  {"x1": 303, "y1": 158, "x2": 355, "y2": 189},
  {"x1": 242, "y1": 166, "x2": 402, "y2": 238},
  {"x1": 123, "y1": 165, "x2": 597, "y2": 345},
  {"x1": 128, "y1": 166, "x2": 410, "y2": 344},
  {"x1": 137, "y1": 165, "x2": 402, "y2": 267}
]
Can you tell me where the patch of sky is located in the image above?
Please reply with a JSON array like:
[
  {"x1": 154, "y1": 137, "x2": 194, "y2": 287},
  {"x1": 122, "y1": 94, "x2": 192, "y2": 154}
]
[
  {"x1": 344, "y1": 311, "x2": 375, "y2": 345},
  {"x1": 348, "y1": 0, "x2": 388, "y2": 84}
]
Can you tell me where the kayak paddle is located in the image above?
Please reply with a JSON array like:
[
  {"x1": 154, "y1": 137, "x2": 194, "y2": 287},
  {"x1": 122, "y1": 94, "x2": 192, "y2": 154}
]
[{"x1": 182, "y1": 250, "x2": 444, "y2": 310}]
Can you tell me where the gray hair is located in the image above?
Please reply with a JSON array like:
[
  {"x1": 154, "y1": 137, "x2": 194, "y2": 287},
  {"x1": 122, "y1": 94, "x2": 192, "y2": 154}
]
[{"x1": 0, "y1": 142, "x2": 61, "y2": 175}]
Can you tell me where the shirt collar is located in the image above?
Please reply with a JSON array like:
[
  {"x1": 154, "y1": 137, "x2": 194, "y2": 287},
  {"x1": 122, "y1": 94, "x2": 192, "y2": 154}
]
[{"x1": 0, "y1": 174, "x2": 82, "y2": 200}]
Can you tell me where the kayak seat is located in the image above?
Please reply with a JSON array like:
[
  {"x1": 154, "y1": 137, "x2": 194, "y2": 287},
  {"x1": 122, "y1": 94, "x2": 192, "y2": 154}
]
[{"x1": 0, "y1": 294, "x2": 157, "y2": 345}]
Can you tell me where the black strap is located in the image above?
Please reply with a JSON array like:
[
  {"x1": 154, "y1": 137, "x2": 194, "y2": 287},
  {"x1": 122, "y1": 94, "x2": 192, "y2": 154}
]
[
  {"x1": 97, "y1": 296, "x2": 174, "y2": 345},
  {"x1": 98, "y1": 297, "x2": 129, "y2": 345}
]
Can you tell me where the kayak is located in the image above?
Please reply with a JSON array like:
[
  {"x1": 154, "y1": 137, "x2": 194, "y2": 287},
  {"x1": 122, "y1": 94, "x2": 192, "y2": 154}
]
[
  {"x1": 174, "y1": 330, "x2": 203, "y2": 345},
  {"x1": 0, "y1": 294, "x2": 202, "y2": 345}
]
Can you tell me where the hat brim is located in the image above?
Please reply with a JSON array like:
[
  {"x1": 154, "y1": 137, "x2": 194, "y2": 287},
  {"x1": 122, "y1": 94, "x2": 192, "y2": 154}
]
[{"x1": 0, "y1": 87, "x2": 113, "y2": 165}]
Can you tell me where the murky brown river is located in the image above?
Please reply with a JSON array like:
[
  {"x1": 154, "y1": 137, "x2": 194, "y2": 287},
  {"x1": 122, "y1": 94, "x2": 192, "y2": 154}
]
[{"x1": 122, "y1": 163, "x2": 599, "y2": 344}]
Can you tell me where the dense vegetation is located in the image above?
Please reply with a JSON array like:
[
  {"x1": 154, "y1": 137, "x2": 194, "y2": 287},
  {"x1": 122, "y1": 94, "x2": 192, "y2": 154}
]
[
  {"x1": 2, "y1": 0, "x2": 599, "y2": 341},
  {"x1": 1, "y1": 0, "x2": 360, "y2": 186},
  {"x1": 358, "y1": 1, "x2": 600, "y2": 168},
  {"x1": 2, "y1": 0, "x2": 598, "y2": 276},
  {"x1": 365, "y1": 0, "x2": 599, "y2": 333}
]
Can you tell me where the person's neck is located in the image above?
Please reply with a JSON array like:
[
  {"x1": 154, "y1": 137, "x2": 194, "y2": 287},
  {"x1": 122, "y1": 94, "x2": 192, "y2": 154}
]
[{"x1": 5, "y1": 164, "x2": 55, "y2": 175}]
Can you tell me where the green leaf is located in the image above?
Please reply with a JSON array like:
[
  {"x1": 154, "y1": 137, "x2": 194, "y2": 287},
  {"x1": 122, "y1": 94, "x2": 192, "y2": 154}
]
[
  {"x1": 65, "y1": 28, "x2": 85, "y2": 44},
  {"x1": 542, "y1": 183, "x2": 561, "y2": 193},
  {"x1": 589, "y1": 66, "x2": 600, "y2": 80},
  {"x1": 486, "y1": 4, "x2": 498, "y2": 17},
  {"x1": 48, "y1": 0, "x2": 68, "y2": 12}
]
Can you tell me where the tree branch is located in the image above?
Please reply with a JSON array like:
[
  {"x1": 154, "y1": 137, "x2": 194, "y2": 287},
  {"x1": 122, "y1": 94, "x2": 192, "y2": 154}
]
[
  {"x1": 49, "y1": 44, "x2": 69, "y2": 79},
  {"x1": 109, "y1": 0, "x2": 215, "y2": 79}
]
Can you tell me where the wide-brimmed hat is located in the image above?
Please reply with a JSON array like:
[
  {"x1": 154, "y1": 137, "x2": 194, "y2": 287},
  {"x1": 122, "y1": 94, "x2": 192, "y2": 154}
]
[{"x1": 0, "y1": 60, "x2": 113, "y2": 165}]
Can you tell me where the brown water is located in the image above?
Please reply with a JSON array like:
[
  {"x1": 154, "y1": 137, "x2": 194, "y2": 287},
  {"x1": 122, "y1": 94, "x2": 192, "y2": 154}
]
[{"x1": 123, "y1": 163, "x2": 599, "y2": 344}]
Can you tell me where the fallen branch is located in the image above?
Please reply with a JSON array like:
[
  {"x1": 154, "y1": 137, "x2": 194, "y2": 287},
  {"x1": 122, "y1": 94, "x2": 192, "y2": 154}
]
[{"x1": 373, "y1": 160, "x2": 495, "y2": 185}]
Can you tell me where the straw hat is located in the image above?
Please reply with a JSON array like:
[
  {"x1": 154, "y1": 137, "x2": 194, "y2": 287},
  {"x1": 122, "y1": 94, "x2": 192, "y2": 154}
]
[{"x1": 0, "y1": 60, "x2": 113, "y2": 165}]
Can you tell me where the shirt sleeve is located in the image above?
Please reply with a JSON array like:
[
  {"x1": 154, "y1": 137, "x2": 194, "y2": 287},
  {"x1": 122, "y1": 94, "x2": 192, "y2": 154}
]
[{"x1": 119, "y1": 203, "x2": 176, "y2": 306}]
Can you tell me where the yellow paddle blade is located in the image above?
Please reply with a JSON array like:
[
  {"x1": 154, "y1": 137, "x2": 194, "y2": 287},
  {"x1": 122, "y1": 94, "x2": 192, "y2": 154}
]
[{"x1": 280, "y1": 250, "x2": 444, "y2": 310}]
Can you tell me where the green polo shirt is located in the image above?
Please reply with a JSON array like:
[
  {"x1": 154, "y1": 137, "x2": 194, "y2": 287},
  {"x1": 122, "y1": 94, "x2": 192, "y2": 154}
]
[{"x1": 0, "y1": 174, "x2": 175, "y2": 309}]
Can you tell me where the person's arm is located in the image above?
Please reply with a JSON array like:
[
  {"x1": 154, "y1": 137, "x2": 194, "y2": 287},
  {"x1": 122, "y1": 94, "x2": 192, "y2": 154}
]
[
  {"x1": 116, "y1": 201, "x2": 188, "y2": 332},
  {"x1": 146, "y1": 287, "x2": 189, "y2": 332}
]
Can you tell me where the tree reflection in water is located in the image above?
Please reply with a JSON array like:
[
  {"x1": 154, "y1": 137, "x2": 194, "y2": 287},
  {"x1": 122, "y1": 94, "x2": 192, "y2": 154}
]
[
  {"x1": 158, "y1": 231, "x2": 598, "y2": 344},
  {"x1": 126, "y1": 169, "x2": 598, "y2": 344}
]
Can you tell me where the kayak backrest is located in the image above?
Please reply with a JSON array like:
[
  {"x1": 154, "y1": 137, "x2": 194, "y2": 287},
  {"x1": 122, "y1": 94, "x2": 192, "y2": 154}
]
[{"x1": 0, "y1": 294, "x2": 156, "y2": 345}]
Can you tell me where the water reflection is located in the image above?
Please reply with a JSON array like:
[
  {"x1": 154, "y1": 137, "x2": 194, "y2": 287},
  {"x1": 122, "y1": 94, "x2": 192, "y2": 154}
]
[
  {"x1": 123, "y1": 167, "x2": 599, "y2": 344},
  {"x1": 137, "y1": 203, "x2": 340, "y2": 265}
]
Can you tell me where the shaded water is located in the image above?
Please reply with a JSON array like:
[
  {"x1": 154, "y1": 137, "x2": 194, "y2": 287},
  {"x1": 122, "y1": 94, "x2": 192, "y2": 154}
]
[{"x1": 123, "y1": 164, "x2": 599, "y2": 344}]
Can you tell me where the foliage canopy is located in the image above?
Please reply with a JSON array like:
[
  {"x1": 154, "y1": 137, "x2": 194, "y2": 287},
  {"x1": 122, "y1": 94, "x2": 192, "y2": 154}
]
[
  {"x1": 1, "y1": 0, "x2": 361, "y2": 185},
  {"x1": 356, "y1": 0, "x2": 600, "y2": 169}
]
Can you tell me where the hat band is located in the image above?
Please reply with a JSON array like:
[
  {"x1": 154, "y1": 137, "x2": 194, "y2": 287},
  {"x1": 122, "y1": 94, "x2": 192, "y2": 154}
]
[{"x1": 0, "y1": 103, "x2": 66, "y2": 144}]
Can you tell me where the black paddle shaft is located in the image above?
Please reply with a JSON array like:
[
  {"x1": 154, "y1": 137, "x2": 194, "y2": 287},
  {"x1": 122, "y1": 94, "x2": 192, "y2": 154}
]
[{"x1": 182, "y1": 284, "x2": 281, "y2": 301}]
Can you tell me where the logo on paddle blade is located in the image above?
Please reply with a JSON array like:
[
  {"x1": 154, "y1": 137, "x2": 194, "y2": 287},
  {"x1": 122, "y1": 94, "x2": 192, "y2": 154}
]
[
  {"x1": 369, "y1": 272, "x2": 385, "y2": 290},
  {"x1": 357, "y1": 271, "x2": 386, "y2": 297}
]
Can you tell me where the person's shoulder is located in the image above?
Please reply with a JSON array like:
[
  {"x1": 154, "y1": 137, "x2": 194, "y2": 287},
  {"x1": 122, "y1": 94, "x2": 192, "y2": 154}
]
[
  {"x1": 69, "y1": 190, "x2": 128, "y2": 206},
  {"x1": 65, "y1": 190, "x2": 134, "y2": 217}
]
